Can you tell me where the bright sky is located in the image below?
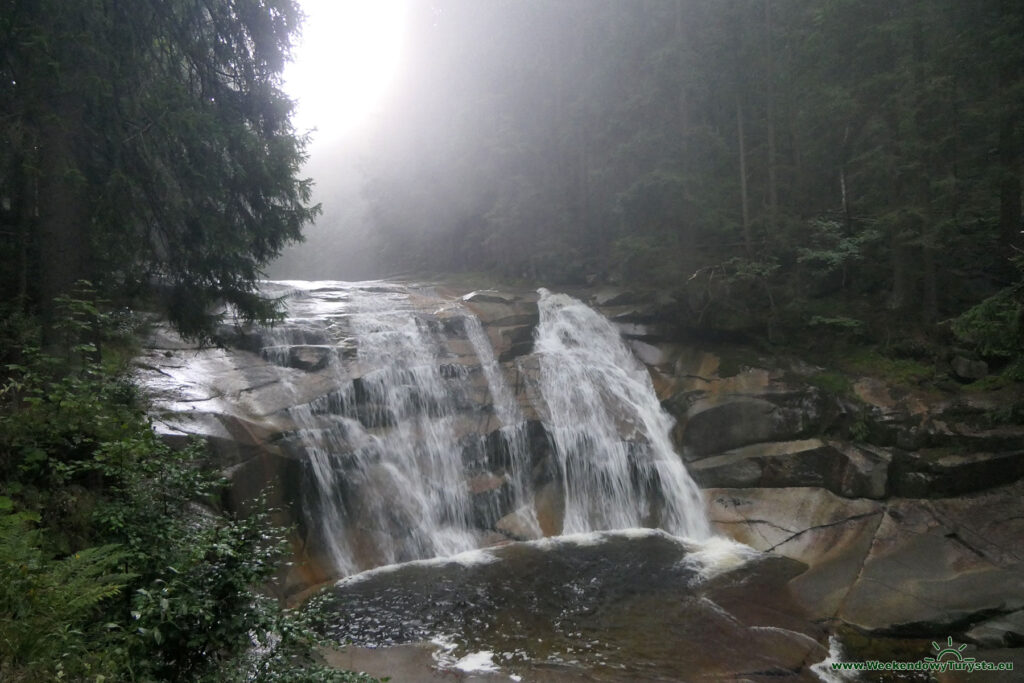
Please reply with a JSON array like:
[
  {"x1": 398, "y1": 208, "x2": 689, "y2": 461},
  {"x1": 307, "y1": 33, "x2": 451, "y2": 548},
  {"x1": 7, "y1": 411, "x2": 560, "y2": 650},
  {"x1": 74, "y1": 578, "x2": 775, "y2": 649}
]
[{"x1": 285, "y1": 0, "x2": 409, "y2": 146}]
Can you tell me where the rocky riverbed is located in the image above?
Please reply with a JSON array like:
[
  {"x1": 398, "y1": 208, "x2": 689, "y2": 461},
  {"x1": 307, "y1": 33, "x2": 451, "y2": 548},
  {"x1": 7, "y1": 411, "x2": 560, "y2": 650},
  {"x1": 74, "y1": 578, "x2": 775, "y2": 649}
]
[{"x1": 135, "y1": 280, "x2": 1024, "y2": 679}]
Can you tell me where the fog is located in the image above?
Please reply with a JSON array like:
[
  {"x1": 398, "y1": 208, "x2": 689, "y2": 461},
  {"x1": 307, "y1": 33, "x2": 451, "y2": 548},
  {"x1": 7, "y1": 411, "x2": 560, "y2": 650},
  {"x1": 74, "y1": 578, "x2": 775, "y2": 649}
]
[{"x1": 269, "y1": 0, "x2": 1020, "y2": 331}]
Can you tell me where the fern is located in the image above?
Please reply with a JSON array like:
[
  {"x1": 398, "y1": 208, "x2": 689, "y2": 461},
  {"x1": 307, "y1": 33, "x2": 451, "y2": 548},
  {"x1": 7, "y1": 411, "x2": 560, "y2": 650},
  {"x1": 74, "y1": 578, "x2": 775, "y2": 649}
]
[{"x1": 0, "y1": 508, "x2": 129, "y2": 680}]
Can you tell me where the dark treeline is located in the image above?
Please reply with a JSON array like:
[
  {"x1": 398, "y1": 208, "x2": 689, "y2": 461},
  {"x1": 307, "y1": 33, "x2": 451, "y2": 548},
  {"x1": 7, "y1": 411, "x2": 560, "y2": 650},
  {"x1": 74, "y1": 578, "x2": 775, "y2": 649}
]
[
  {"x1": 0, "y1": 0, "x2": 317, "y2": 342},
  {"x1": 359, "y1": 0, "x2": 1022, "y2": 348},
  {"x1": 0, "y1": 2, "x2": 374, "y2": 680}
]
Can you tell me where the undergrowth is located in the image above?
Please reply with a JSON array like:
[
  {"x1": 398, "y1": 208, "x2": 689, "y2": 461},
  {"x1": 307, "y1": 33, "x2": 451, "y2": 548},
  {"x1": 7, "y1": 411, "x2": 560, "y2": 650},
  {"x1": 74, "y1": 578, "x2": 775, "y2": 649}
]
[{"x1": 0, "y1": 291, "x2": 376, "y2": 682}]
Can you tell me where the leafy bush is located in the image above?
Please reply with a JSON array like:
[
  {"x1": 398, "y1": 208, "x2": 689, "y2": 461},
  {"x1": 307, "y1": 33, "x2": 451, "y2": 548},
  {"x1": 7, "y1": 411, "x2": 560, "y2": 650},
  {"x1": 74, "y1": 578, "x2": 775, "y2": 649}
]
[
  {"x1": 0, "y1": 298, "x2": 376, "y2": 682},
  {"x1": 843, "y1": 349, "x2": 935, "y2": 386},
  {"x1": 796, "y1": 219, "x2": 880, "y2": 283},
  {"x1": 951, "y1": 288, "x2": 1022, "y2": 359},
  {"x1": 806, "y1": 371, "x2": 853, "y2": 396},
  {"x1": 952, "y1": 251, "x2": 1024, "y2": 372},
  {"x1": 808, "y1": 315, "x2": 865, "y2": 334}
]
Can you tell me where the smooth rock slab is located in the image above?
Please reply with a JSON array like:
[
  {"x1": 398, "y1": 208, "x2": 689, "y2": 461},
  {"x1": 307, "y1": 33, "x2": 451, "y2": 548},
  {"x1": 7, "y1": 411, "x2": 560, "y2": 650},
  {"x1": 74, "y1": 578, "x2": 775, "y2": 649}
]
[
  {"x1": 838, "y1": 481, "x2": 1024, "y2": 634},
  {"x1": 708, "y1": 481, "x2": 1024, "y2": 633},
  {"x1": 681, "y1": 391, "x2": 833, "y2": 459},
  {"x1": 706, "y1": 486, "x2": 884, "y2": 620}
]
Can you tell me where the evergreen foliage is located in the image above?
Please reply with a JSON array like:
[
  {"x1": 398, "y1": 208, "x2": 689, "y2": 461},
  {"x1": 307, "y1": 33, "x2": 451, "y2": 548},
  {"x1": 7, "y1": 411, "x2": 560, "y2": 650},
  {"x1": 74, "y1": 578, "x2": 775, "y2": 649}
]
[
  {"x1": 952, "y1": 251, "x2": 1024, "y2": 377},
  {"x1": 0, "y1": 0, "x2": 319, "y2": 342}
]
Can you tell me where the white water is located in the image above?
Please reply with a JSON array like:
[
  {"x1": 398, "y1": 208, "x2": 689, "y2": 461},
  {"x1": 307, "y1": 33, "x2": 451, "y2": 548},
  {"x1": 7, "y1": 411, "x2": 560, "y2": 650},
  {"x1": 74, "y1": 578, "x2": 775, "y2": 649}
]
[
  {"x1": 254, "y1": 282, "x2": 711, "y2": 574},
  {"x1": 305, "y1": 286, "x2": 479, "y2": 567},
  {"x1": 811, "y1": 636, "x2": 860, "y2": 682},
  {"x1": 462, "y1": 313, "x2": 532, "y2": 501},
  {"x1": 534, "y1": 288, "x2": 711, "y2": 540}
]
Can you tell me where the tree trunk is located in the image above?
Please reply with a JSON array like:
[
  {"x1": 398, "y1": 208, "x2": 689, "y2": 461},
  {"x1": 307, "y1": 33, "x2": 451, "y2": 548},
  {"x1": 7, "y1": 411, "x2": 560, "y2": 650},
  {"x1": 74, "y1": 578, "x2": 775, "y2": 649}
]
[
  {"x1": 922, "y1": 244, "x2": 938, "y2": 324},
  {"x1": 36, "y1": 112, "x2": 88, "y2": 350},
  {"x1": 997, "y1": 114, "x2": 1022, "y2": 255},
  {"x1": 764, "y1": 0, "x2": 779, "y2": 232},
  {"x1": 889, "y1": 232, "x2": 912, "y2": 311},
  {"x1": 736, "y1": 96, "x2": 751, "y2": 254}
]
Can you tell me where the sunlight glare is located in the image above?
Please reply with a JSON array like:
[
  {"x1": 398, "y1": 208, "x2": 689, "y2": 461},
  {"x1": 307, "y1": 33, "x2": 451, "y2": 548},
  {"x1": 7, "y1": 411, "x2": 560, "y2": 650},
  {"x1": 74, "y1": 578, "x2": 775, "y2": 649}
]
[{"x1": 285, "y1": 0, "x2": 408, "y2": 145}]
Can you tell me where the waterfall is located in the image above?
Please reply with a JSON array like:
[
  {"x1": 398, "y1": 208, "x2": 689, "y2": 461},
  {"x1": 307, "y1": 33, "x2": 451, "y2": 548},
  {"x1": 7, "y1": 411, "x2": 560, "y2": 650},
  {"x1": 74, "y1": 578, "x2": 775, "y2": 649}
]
[
  {"x1": 534, "y1": 288, "x2": 710, "y2": 540},
  {"x1": 252, "y1": 281, "x2": 709, "y2": 576},
  {"x1": 461, "y1": 313, "x2": 531, "y2": 503},
  {"x1": 291, "y1": 285, "x2": 483, "y2": 569}
]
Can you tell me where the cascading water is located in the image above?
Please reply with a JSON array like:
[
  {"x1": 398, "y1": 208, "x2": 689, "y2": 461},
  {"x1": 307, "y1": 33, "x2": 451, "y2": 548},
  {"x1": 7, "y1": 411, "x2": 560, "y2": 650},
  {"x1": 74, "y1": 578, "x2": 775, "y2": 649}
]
[
  {"x1": 271, "y1": 284, "x2": 488, "y2": 570},
  {"x1": 147, "y1": 281, "x2": 831, "y2": 680},
  {"x1": 253, "y1": 281, "x2": 709, "y2": 575},
  {"x1": 533, "y1": 288, "x2": 711, "y2": 540},
  {"x1": 461, "y1": 312, "x2": 531, "y2": 502}
]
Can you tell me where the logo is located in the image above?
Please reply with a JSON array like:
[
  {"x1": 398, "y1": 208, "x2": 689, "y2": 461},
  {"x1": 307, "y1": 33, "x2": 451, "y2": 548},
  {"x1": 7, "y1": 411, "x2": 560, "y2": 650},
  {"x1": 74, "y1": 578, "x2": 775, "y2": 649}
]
[
  {"x1": 826, "y1": 634, "x2": 1012, "y2": 674},
  {"x1": 924, "y1": 636, "x2": 976, "y2": 664}
]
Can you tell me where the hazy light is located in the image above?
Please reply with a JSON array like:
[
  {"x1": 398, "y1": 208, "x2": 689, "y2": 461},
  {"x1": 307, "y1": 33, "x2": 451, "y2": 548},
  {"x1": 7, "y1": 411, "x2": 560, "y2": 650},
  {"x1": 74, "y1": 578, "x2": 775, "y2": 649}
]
[{"x1": 285, "y1": 0, "x2": 408, "y2": 145}]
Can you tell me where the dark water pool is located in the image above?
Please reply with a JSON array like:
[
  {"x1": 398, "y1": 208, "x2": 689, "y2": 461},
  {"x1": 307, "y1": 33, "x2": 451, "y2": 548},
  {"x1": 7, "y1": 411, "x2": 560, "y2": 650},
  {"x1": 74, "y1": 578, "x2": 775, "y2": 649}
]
[{"x1": 314, "y1": 530, "x2": 828, "y2": 681}]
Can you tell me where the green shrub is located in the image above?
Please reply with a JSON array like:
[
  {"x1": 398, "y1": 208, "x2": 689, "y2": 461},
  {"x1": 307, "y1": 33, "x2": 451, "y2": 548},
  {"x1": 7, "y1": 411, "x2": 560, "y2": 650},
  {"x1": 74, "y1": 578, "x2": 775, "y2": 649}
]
[
  {"x1": 952, "y1": 251, "x2": 1024, "y2": 366},
  {"x1": 806, "y1": 371, "x2": 853, "y2": 396},
  {"x1": 843, "y1": 349, "x2": 934, "y2": 386},
  {"x1": 0, "y1": 505, "x2": 127, "y2": 682},
  {"x1": 0, "y1": 299, "x2": 376, "y2": 682}
]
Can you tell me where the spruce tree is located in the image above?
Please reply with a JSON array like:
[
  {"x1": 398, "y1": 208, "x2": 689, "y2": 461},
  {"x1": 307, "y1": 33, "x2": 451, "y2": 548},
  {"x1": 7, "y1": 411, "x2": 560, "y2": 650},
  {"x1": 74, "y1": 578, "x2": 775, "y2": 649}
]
[{"x1": 0, "y1": 0, "x2": 318, "y2": 342}]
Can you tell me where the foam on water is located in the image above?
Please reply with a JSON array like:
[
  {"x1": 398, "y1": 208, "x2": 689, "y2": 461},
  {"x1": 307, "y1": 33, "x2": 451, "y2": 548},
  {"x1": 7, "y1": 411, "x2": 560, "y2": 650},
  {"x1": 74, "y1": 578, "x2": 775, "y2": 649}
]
[
  {"x1": 454, "y1": 650, "x2": 500, "y2": 673},
  {"x1": 681, "y1": 535, "x2": 760, "y2": 581},
  {"x1": 335, "y1": 547, "x2": 500, "y2": 587},
  {"x1": 532, "y1": 527, "x2": 675, "y2": 550}
]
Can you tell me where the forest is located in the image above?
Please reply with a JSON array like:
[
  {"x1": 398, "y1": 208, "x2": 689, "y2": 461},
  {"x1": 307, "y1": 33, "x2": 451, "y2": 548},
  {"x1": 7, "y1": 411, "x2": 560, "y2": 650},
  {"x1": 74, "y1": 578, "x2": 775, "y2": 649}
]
[
  {"x1": 321, "y1": 0, "x2": 1024, "y2": 360},
  {"x1": 0, "y1": 1, "x2": 370, "y2": 680}
]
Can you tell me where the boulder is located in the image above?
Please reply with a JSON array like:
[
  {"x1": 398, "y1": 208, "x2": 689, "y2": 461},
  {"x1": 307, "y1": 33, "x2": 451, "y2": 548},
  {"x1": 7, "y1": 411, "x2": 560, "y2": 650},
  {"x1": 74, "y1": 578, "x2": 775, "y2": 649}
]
[
  {"x1": 495, "y1": 505, "x2": 544, "y2": 541},
  {"x1": 462, "y1": 300, "x2": 538, "y2": 328},
  {"x1": 534, "y1": 481, "x2": 564, "y2": 536},
  {"x1": 690, "y1": 439, "x2": 891, "y2": 499},
  {"x1": 680, "y1": 390, "x2": 834, "y2": 459},
  {"x1": 627, "y1": 339, "x2": 666, "y2": 366},
  {"x1": 891, "y1": 449, "x2": 1024, "y2": 497},
  {"x1": 462, "y1": 289, "x2": 519, "y2": 305},
  {"x1": 494, "y1": 324, "x2": 535, "y2": 361},
  {"x1": 467, "y1": 472, "x2": 514, "y2": 529},
  {"x1": 591, "y1": 287, "x2": 638, "y2": 306},
  {"x1": 287, "y1": 345, "x2": 333, "y2": 372},
  {"x1": 153, "y1": 410, "x2": 293, "y2": 463},
  {"x1": 615, "y1": 321, "x2": 657, "y2": 339},
  {"x1": 851, "y1": 377, "x2": 932, "y2": 448},
  {"x1": 952, "y1": 356, "x2": 988, "y2": 381},
  {"x1": 966, "y1": 610, "x2": 1024, "y2": 648}
]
